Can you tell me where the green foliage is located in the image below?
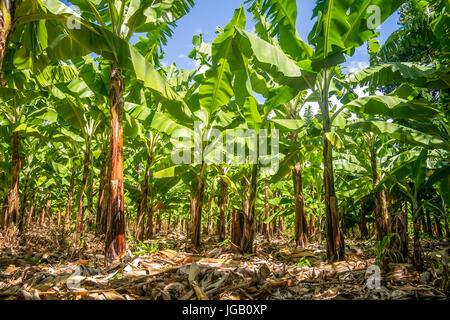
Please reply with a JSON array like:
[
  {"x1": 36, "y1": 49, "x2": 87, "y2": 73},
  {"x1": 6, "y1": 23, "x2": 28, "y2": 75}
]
[
  {"x1": 375, "y1": 233, "x2": 404, "y2": 265},
  {"x1": 217, "y1": 237, "x2": 230, "y2": 247},
  {"x1": 133, "y1": 241, "x2": 159, "y2": 256},
  {"x1": 297, "y1": 256, "x2": 312, "y2": 268}
]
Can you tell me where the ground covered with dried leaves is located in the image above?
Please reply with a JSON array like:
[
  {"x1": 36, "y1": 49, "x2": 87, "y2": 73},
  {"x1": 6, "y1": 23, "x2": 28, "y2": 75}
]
[{"x1": 0, "y1": 224, "x2": 448, "y2": 300}]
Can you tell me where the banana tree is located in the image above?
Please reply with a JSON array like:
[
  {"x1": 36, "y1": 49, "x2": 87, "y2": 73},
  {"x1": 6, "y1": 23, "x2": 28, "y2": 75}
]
[
  {"x1": 0, "y1": 67, "x2": 76, "y2": 233},
  {"x1": 2, "y1": 0, "x2": 195, "y2": 264},
  {"x1": 240, "y1": 0, "x2": 444, "y2": 261},
  {"x1": 51, "y1": 79, "x2": 107, "y2": 245}
]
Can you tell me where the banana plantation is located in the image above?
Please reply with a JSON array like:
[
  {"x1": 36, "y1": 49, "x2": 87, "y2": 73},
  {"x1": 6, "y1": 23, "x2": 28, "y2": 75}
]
[{"x1": 0, "y1": 0, "x2": 449, "y2": 301}]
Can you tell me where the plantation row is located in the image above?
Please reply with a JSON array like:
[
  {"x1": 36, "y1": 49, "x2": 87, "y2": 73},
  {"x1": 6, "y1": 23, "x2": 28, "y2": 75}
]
[{"x1": 0, "y1": 0, "x2": 448, "y2": 271}]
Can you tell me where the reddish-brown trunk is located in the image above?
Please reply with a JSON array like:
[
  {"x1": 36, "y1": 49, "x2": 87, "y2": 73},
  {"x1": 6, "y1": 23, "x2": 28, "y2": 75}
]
[
  {"x1": 39, "y1": 207, "x2": 45, "y2": 226},
  {"x1": 322, "y1": 131, "x2": 345, "y2": 261},
  {"x1": 279, "y1": 215, "x2": 285, "y2": 234},
  {"x1": 293, "y1": 163, "x2": 308, "y2": 247},
  {"x1": 105, "y1": 66, "x2": 126, "y2": 265},
  {"x1": 1, "y1": 195, "x2": 7, "y2": 227},
  {"x1": 25, "y1": 192, "x2": 35, "y2": 228},
  {"x1": 320, "y1": 79, "x2": 345, "y2": 261},
  {"x1": 75, "y1": 150, "x2": 90, "y2": 246},
  {"x1": 370, "y1": 150, "x2": 389, "y2": 242},
  {"x1": 167, "y1": 212, "x2": 172, "y2": 232},
  {"x1": 309, "y1": 214, "x2": 315, "y2": 240},
  {"x1": 190, "y1": 176, "x2": 205, "y2": 248},
  {"x1": 144, "y1": 208, "x2": 154, "y2": 238},
  {"x1": 40, "y1": 198, "x2": 51, "y2": 226},
  {"x1": 231, "y1": 209, "x2": 244, "y2": 247},
  {"x1": 57, "y1": 205, "x2": 62, "y2": 228},
  {"x1": 6, "y1": 131, "x2": 20, "y2": 229}
]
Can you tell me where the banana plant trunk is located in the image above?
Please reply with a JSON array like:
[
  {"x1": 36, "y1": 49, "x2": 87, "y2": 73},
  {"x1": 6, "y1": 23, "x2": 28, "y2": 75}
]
[
  {"x1": 86, "y1": 174, "x2": 95, "y2": 228},
  {"x1": 434, "y1": 214, "x2": 443, "y2": 238},
  {"x1": 340, "y1": 206, "x2": 346, "y2": 235},
  {"x1": 208, "y1": 195, "x2": 214, "y2": 234},
  {"x1": 57, "y1": 204, "x2": 62, "y2": 227},
  {"x1": 95, "y1": 144, "x2": 109, "y2": 231},
  {"x1": 309, "y1": 214, "x2": 315, "y2": 240},
  {"x1": 241, "y1": 163, "x2": 258, "y2": 253},
  {"x1": 75, "y1": 150, "x2": 90, "y2": 246},
  {"x1": 18, "y1": 173, "x2": 29, "y2": 232},
  {"x1": 320, "y1": 74, "x2": 345, "y2": 262},
  {"x1": 105, "y1": 66, "x2": 126, "y2": 265},
  {"x1": 293, "y1": 163, "x2": 308, "y2": 247},
  {"x1": 279, "y1": 215, "x2": 285, "y2": 234},
  {"x1": 40, "y1": 197, "x2": 51, "y2": 226},
  {"x1": 156, "y1": 210, "x2": 161, "y2": 233},
  {"x1": 359, "y1": 196, "x2": 368, "y2": 239},
  {"x1": 425, "y1": 208, "x2": 433, "y2": 236},
  {"x1": 263, "y1": 184, "x2": 270, "y2": 240},
  {"x1": 232, "y1": 178, "x2": 249, "y2": 248},
  {"x1": 0, "y1": 0, "x2": 18, "y2": 85},
  {"x1": 370, "y1": 148, "x2": 390, "y2": 242},
  {"x1": 6, "y1": 131, "x2": 20, "y2": 230},
  {"x1": 217, "y1": 178, "x2": 228, "y2": 242},
  {"x1": 1, "y1": 195, "x2": 7, "y2": 227},
  {"x1": 444, "y1": 214, "x2": 450, "y2": 239},
  {"x1": 190, "y1": 162, "x2": 206, "y2": 248},
  {"x1": 411, "y1": 200, "x2": 424, "y2": 270},
  {"x1": 25, "y1": 192, "x2": 34, "y2": 228},
  {"x1": 64, "y1": 167, "x2": 76, "y2": 231},
  {"x1": 203, "y1": 192, "x2": 212, "y2": 234},
  {"x1": 144, "y1": 199, "x2": 157, "y2": 239},
  {"x1": 135, "y1": 155, "x2": 152, "y2": 242},
  {"x1": 232, "y1": 208, "x2": 244, "y2": 248}
]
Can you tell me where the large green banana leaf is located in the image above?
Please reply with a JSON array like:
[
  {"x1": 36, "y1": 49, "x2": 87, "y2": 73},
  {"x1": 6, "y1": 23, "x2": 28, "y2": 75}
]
[
  {"x1": 309, "y1": 0, "x2": 404, "y2": 68},
  {"x1": 351, "y1": 120, "x2": 447, "y2": 150},
  {"x1": 234, "y1": 28, "x2": 317, "y2": 91},
  {"x1": 343, "y1": 96, "x2": 441, "y2": 120},
  {"x1": 246, "y1": 0, "x2": 313, "y2": 61},
  {"x1": 347, "y1": 62, "x2": 447, "y2": 88},
  {"x1": 18, "y1": 0, "x2": 193, "y2": 122}
]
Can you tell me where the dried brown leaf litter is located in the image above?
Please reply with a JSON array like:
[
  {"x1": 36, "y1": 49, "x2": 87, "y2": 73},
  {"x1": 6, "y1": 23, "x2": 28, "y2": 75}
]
[{"x1": 0, "y1": 225, "x2": 448, "y2": 300}]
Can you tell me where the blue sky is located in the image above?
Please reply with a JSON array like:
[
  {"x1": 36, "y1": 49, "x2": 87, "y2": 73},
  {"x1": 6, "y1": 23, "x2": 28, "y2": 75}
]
[
  {"x1": 61, "y1": 0, "x2": 401, "y2": 73},
  {"x1": 159, "y1": 0, "x2": 401, "y2": 74}
]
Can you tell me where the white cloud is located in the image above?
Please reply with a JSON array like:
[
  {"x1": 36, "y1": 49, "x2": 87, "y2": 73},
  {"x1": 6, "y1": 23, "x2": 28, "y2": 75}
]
[{"x1": 348, "y1": 61, "x2": 369, "y2": 73}]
